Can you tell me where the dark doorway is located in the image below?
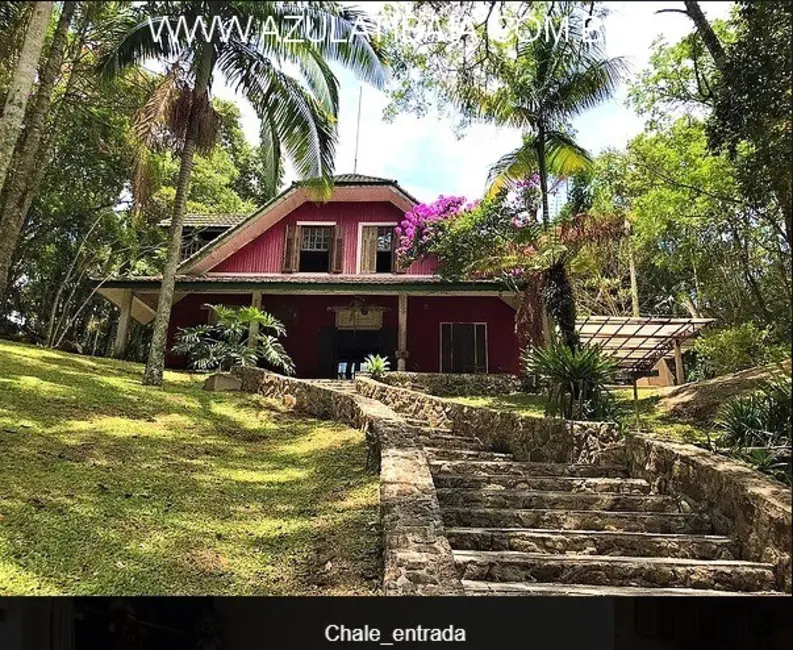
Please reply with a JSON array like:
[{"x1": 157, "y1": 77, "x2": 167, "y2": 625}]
[
  {"x1": 441, "y1": 323, "x2": 487, "y2": 373},
  {"x1": 317, "y1": 327, "x2": 397, "y2": 378}
]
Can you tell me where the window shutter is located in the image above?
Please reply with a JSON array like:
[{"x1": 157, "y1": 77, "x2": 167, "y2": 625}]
[
  {"x1": 282, "y1": 224, "x2": 301, "y2": 273},
  {"x1": 360, "y1": 226, "x2": 377, "y2": 274},
  {"x1": 392, "y1": 227, "x2": 406, "y2": 274},
  {"x1": 330, "y1": 226, "x2": 344, "y2": 273},
  {"x1": 282, "y1": 224, "x2": 295, "y2": 273}
]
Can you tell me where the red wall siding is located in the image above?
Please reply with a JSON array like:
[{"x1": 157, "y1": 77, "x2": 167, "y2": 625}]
[
  {"x1": 165, "y1": 292, "x2": 252, "y2": 367},
  {"x1": 406, "y1": 296, "x2": 520, "y2": 374},
  {"x1": 166, "y1": 293, "x2": 519, "y2": 376},
  {"x1": 211, "y1": 201, "x2": 438, "y2": 275}
]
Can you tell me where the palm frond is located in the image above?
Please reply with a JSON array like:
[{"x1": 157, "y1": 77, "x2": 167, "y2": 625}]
[
  {"x1": 486, "y1": 138, "x2": 540, "y2": 197},
  {"x1": 238, "y1": 2, "x2": 388, "y2": 89},
  {"x1": 486, "y1": 132, "x2": 591, "y2": 197},
  {"x1": 217, "y1": 39, "x2": 337, "y2": 192}
]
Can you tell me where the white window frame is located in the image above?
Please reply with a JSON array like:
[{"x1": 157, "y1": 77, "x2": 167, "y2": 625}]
[
  {"x1": 438, "y1": 322, "x2": 489, "y2": 374},
  {"x1": 295, "y1": 221, "x2": 335, "y2": 272},
  {"x1": 355, "y1": 222, "x2": 398, "y2": 273}
]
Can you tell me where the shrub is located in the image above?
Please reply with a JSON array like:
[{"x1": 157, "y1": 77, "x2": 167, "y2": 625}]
[
  {"x1": 173, "y1": 304, "x2": 294, "y2": 374},
  {"x1": 692, "y1": 323, "x2": 783, "y2": 378},
  {"x1": 716, "y1": 374, "x2": 792, "y2": 448},
  {"x1": 523, "y1": 342, "x2": 618, "y2": 420},
  {"x1": 362, "y1": 353, "x2": 390, "y2": 380}
]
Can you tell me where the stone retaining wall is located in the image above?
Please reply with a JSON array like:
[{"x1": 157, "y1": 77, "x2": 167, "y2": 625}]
[
  {"x1": 355, "y1": 377, "x2": 622, "y2": 465},
  {"x1": 377, "y1": 372, "x2": 523, "y2": 397},
  {"x1": 232, "y1": 368, "x2": 464, "y2": 596},
  {"x1": 625, "y1": 435, "x2": 792, "y2": 593}
]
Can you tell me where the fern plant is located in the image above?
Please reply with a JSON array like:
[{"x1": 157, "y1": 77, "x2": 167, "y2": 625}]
[
  {"x1": 173, "y1": 304, "x2": 294, "y2": 375},
  {"x1": 362, "y1": 353, "x2": 390, "y2": 380},
  {"x1": 523, "y1": 342, "x2": 617, "y2": 420}
]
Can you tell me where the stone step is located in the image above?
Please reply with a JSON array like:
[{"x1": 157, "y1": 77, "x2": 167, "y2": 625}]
[
  {"x1": 446, "y1": 528, "x2": 738, "y2": 560},
  {"x1": 462, "y1": 581, "x2": 782, "y2": 597},
  {"x1": 432, "y1": 474, "x2": 652, "y2": 495},
  {"x1": 401, "y1": 420, "x2": 454, "y2": 435},
  {"x1": 454, "y1": 551, "x2": 777, "y2": 592},
  {"x1": 418, "y1": 433, "x2": 489, "y2": 451},
  {"x1": 425, "y1": 448, "x2": 514, "y2": 462},
  {"x1": 436, "y1": 489, "x2": 682, "y2": 513},
  {"x1": 430, "y1": 459, "x2": 628, "y2": 479},
  {"x1": 442, "y1": 508, "x2": 714, "y2": 534}
]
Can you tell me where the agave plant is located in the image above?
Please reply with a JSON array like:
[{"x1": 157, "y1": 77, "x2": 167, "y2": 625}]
[
  {"x1": 173, "y1": 304, "x2": 294, "y2": 374},
  {"x1": 523, "y1": 342, "x2": 617, "y2": 420},
  {"x1": 362, "y1": 353, "x2": 390, "y2": 380}
]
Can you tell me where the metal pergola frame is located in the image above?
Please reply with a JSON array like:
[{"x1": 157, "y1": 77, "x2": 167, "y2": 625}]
[{"x1": 576, "y1": 315, "x2": 715, "y2": 379}]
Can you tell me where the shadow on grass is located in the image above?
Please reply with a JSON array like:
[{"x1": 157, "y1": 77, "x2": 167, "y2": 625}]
[{"x1": 0, "y1": 342, "x2": 380, "y2": 595}]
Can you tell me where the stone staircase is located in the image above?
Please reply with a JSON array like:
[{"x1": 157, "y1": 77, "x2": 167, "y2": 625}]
[{"x1": 420, "y1": 423, "x2": 782, "y2": 596}]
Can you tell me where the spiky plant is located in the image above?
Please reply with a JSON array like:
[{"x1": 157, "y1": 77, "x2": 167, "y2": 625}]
[
  {"x1": 100, "y1": 1, "x2": 387, "y2": 386},
  {"x1": 524, "y1": 342, "x2": 618, "y2": 420},
  {"x1": 716, "y1": 374, "x2": 792, "y2": 449},
  {"x1": 173, "y1": 304, "x2": 294, "y2": 374},
  {"x1": 362, "y1": 353, "x2": 390, "y2": 380}
]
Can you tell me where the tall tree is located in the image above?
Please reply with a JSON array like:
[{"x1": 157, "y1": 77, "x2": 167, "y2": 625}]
[
  {"x1": 101, "y1": 1, "x2": 387, "y2": 386},
  {"x1": 383, "y1": 2, "x2": 626, "y2": 349},
  {"x1": 481, "y1": 7, "x2": 626, "y2": 226},
  {"x1": 0, "y1": 2, "x2": 77, "y2": 301},
  {"x1": 0, "y1": 2, "x2": 55, "y2": 197}
]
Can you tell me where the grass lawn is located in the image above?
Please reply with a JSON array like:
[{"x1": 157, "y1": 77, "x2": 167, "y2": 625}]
[
  {"x1": 0, "y1": 340, "x2": 379, "y2": 595},
  {"x1": 450, "y1": 388, "x2": 711, "y2": 443},
  {"x1": 449, "y1": 393, "x2": 546, "y2": 418}
]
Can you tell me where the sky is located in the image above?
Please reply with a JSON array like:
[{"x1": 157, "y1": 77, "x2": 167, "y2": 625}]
[{"x1": 212, "y1": 1, "x2": 733, "y2": 203}]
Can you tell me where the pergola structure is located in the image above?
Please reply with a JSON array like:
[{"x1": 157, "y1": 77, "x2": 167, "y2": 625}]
[{"x1": 576, "y1": 316, "x2": 715, "y2": 384}]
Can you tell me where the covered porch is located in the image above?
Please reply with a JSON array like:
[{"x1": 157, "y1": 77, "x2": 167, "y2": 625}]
[{"x1": 98, "y1": 275, "x2": 521, "y2": 378}]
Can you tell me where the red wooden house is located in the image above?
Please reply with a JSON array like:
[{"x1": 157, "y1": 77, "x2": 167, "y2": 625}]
[{"x1": 98, "y1": 174, "x2": 521, "y2": 377}]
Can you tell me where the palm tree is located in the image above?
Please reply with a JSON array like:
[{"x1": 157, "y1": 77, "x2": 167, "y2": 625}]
[
  {"x1": 483, "y1": 6, "x2": 626, "y2": 226},
  {"x1": 475, "y1": 4, "x2": 626, "y2": 349},
  {"x1": 101, "y1": 1, "x2": 387, "y2": 386}
]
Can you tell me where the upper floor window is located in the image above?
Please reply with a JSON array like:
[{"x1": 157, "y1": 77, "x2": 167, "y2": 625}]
[
  {"x1": 360, "y1": 224, "x2": 396, "y2": 273},
  {"x1": 375, "y1": 227, "x2": 394, "y2": 273},
  {"x1": 282, "y1": 224, "x2": 343, "y2": 273},
  {"x1": 300, "y1": 226, "x2": 331, "y2": 272}
]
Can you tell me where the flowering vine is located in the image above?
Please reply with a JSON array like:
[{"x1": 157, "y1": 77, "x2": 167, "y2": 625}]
[{"x1": 394, "y1": 195, "x2": 472, "y2": 266}]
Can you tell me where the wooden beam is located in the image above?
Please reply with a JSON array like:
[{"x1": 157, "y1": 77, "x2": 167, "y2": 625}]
[
  {"x1": 113, "y1": 289, "x2": 133, "y2": 358},
  {"x1": 397, "y1": 293, "x2": 408, "y2": 371},
  {"x1": 248, "y1": 291, "x2": 262, "y2": 348},
  {"x1": 674, "y1": 340, "x2": 685, "y2": 385}
]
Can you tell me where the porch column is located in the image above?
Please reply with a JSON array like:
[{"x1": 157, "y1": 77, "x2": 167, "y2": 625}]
[
  {"x1": 673, "y1": 340, "x2": 685, "y2": 385},
  {"x1": 248, "y1": 291, "x2": 262, "y2": 347},
  {"x1": 397, "y1": 293, "x2": 408, "y2": 371},
  {"x1": 113, "y1": 289, "x2": 133, "y2": 358}
]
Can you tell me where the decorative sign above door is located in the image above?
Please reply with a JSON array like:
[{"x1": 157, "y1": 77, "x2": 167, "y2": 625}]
[{"x1": 334, "y1": 307, "x2": 384, "y2": 330}]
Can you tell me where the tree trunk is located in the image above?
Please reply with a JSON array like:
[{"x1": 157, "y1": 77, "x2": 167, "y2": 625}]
[
  {"x1": 0, "y1": 1, "x2": 76, "y2": 301},
  {"x1": 625, "y1": 217, "x2": 640, "y2": 317},
  {"x1": 45, "y1": 210, "x2": 103, "y2": 346},
  {"x1": 683, "y1": 1, "x2": 726, "y2": 71},
  {"x1": 0, "y1": 1, "x2": 54, "y2": 196},
  {"x1": 542, "y1": 260, "x2": 579, "y2": 350},
  {"x1": 142, "y1": 44, "x2": 215, "y2": 386},
  {"x1": 536, "y1": 122, "x2": 550, "y2": 227}
]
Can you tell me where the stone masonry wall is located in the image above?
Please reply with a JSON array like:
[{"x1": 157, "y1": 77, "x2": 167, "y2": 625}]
[
  {"x1": 355, "y1": 377, "x2": 622, "y2": 465},
  {"x1": 232, "y1": 368, "x2": 464, "y2": 596},
  {"x1": 378, "y1": 372, "x2": 523, "y2": 397},
  {"x1": 625, "y1": 435, "x2": 792, "y2": 593}
]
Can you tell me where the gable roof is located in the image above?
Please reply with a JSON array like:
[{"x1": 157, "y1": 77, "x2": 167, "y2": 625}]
[
  {"x1": 158, "y1": 213, "x2": 248, "y2": 229},
  {"x1": 178, "y1": 174, "x2": 418, "y2": 275}
]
